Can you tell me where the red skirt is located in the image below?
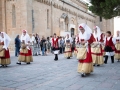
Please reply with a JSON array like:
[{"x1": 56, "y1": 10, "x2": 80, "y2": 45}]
[
  {"x1": 20, "y1": 49, "x2": 32, "y2": 56},
  {"x1": 79, "y1": 45, "x2": 92, "y2": 63},
  {"x1": 115, "y1": 50, "x2": 120, "y2": 54},
  {"x1": 91, "y1": 45, "x2": 103, "y2": 56},
  {"x1": 1, "y1": 49, "x2": 10, "y2": 59}
]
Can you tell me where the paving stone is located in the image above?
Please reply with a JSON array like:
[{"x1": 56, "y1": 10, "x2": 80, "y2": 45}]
[{"x1": 0, "y1": 52, "x2": 120, "y2": 90}]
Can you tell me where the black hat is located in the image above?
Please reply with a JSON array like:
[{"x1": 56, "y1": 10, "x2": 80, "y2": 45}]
[{"x1": 54, "y1": 33, "x2": 56, "y2": 35}]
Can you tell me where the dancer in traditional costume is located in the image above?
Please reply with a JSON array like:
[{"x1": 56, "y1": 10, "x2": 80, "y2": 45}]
[
  {"x1": 77, "y1": 23, "x2": 94, "y2": 77},
  {"x1": 17, "y1": 30, "x2": 33, "y2": 65},
  {"x1": 104, "y1": 31, "x2": 116, "y2": 64},
  {"x1": 0, "y1": 32, "x2": 11, "y2": 67},
  {"x1": 52, "y1": 33, "x2": 59, "y2": 61},
  {"x1": 91, "y1": 26, "x2": 104, "y2": 66},
  {"x1": 64, "y1": 34, "x2": 72, "y2": 58},
  {"x1": 64, "y1": 40, "x2": 72, "y2": 59},
  {"x1": 115, "y1": 31, "x2": 120, "y2": 62}
]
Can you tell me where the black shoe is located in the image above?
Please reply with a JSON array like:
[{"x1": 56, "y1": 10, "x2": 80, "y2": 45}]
[
  {"x1": 54, "y1": 59, "x2": 58, "y2": 61},
  {"x1": 93, "y1": 64, "x2": 95, "y2": 66},
  {"x1": 104, "y1": 61, "x2": 107, "y2": 64},
  {"x1": 16, "y1": 62, "x2": 21, "y2": 65},
  {"x1": 0, "y1": 65, "x2": 4, "y2": 67},
  {"x1": 27, "y1": 62, "x2": 30, "y2": 64},
  {"x1": 67, "y1": 57, "x2": 70, "y2": 59},
  {"x1": 97, "y1": 64, "x2": 100, "y2": 66},
  {"x1": 4, "y1": 65, "x2": 7, "y2": 67},
  {"x1": 81, "y1": 73, "x2": 86, "y2": 77}
]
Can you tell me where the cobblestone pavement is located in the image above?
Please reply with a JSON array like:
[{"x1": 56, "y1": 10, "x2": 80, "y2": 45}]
[{"x1": 0, "y1": 53, "x2": 120, "y2": 90}]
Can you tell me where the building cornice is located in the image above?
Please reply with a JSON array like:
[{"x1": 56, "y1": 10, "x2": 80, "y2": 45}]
[{"x1": 34, "y1": 0, "x2": 96, "y2": 23}]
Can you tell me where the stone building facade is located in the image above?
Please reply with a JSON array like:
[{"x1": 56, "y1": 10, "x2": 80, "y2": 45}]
[{"x1": 0, "y1": 0, "x2": 114, "y2": 50}]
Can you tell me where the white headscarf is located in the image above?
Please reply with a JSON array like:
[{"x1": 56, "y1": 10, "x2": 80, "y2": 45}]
[
  {"x1": 115, "y1": 30, "x2": 120, "y2": 40},
  {"x1": 79, "y1": 23, "x2": 92, "y2": 41},
  {"x1": 93, "y1": 26, "x2": 101, "y2": 41},
  {"x1": 21, "y1": 30, "x2": 30, "y2": 44},
  {"x1": 1, "y1": 32, "x2": 11, "y2": 50},
  {"x1": 65, "y1": 34, "x2": 72, "y2": 43}
]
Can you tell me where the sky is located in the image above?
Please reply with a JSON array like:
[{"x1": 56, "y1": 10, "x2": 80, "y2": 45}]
[{"x1": 82, "y1": 0, "x2": 119, "y2": 35}]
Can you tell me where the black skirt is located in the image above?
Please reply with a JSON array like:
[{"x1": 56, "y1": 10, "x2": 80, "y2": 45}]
[
  {"x1": 52, "y1": 47, "x2": 59, "y2": 51},
  {"x1": 104, "y1": 46, "x2": 113, "y2": 52}
]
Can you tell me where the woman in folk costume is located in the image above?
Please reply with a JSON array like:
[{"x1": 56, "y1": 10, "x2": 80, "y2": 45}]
[
  {"x1": 64, "y1": 34, "x2": 72, "y2": 59},
  {"x1": 91, "y1": 26, "x2": 104, "y2": 66},
  {"x1": 52, "y1": 33, "x2": 59, "y2": 61},
  {"x1": 0, "y1": 32, "x2": 11, "y2": 67},
  {"x1": 104, "y1": 31, "x2": 116, "y2": 64},
  {"x1": 17, "y1": 30, "x2": 33, "y2": 65},
  {"x1": 64, "y1": 39, "x2": 72, "y2": 59},
  {"x1": 77, "y1": 23, "x2": 94, "y2": 77},
  {"x1": 114, "y1": 30, "x2": 120, "y2": 62}
]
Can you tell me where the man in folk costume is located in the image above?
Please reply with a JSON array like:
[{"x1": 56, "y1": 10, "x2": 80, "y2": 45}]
[
  {"x1": 64, "y1": 34, "x2": 72, "y2": 59},
  {"x1": 52, "y1": 33, "x2": 59, "y2": 61},
  {"x1": 104, "y1": 31, "x2": 116, "y2": 64},
  {"x1": 0, "y1": 32, "x2": 11, "y2": 67},
  {"x1": 77, "y1": 23, "x2": 94, "y2": 77},
  {"x1": 115, "y1": 30, "x2": 120, "y2": 62},
  {"x1": 17, "y1": 30, "x2": 33, "y2": 65},
  {"x1": 91, "y1": 26, "x2": 104, "y2": 66}
]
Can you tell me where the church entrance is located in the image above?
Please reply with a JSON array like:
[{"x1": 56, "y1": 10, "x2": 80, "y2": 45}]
[{"x1": 71, "y1": 28, "x2": 74, "y2": 37}]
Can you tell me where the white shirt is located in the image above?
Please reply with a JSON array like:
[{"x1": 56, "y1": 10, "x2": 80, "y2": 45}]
[
  {"x1": 104, "y1": 36, "x2": 116, "y2": 45},
  {"x1": 65, "y1": 37, "x2": 72, "y2": 43}
]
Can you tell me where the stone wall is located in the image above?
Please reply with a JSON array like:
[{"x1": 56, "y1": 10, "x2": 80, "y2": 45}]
[{"x1": 0, "y1": 0, "x2": 114, "y2": 51}]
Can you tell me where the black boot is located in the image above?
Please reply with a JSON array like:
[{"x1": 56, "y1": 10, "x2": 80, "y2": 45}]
[
  {"x1": 104, "y1": 56, "x2": 108, "y2": 64},
  {"x1": 27, "y1": 62, "x2": 30, "y2": 64},
  {"x1": 54, "y1": 54, "x2": 58, "y2": 61},
  {"x1": 67, "y1": 57, "x2": 70, "y2": 59},
  {"x1": 16, "y1": 62, "x2": 21, "y2": 65},
  {"x1": 111, "y1": 56, "x2": 114, "y2": 63}
]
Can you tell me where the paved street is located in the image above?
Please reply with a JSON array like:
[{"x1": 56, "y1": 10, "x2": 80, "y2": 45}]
[{"x1": 0, "y1": 53, "x2": 120, "y2": 90}]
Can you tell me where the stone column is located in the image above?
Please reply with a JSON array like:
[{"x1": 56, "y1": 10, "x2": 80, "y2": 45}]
[{"x1": 0, "y1": 0, "x2": 6, "y2": 32}]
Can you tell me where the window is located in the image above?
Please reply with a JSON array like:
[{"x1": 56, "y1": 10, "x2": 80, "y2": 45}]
[
  {"x1": 32, "y1": 9, "x2": 34, "y2": 32},
  {"x1": 47, "y1": 9, "x2": 49, "y2": 29},
  {"x1": 12, "y1": 5, "x2": 16, "y2": 28},
  {"x1": 65, "y1": 17, "x2": 68, "y2": 31},
  {"x1": 100, "y1": 16, "x2": 102, "y2": 22}
]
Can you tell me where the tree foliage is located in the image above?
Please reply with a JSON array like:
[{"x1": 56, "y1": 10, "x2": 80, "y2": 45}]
[{"x1": 88, "y1": 0, "x2": 120, "y2": 19}]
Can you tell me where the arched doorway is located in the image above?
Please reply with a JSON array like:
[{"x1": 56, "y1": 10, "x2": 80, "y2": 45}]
[{"x1": 71, "y1": 28, "x2": 74, "y2": 37}]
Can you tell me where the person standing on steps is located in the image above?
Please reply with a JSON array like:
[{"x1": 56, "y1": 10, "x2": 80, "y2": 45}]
[{"x1": 104, "y1": 31, "x2": 116, "y2": 64}]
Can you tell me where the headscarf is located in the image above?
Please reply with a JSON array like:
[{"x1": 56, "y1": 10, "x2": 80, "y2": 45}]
[
  {"x1": 79, "y1": 23, "x2": 92, "y2": 40},
  {"x1": 21, "y1": 30, "x2": 30, "y2": 44},
  {"x1": 116, "y1": 30, "x2": 120, "y2": 39},
  {"x1": 93, "y1": 26, "x2": 101, "y2": 41},
  {"x1": 1, "y1": 32, "x2": 11, "y2": 50},
  {"x1": 65, "y1": 34, "x2": 72, "y2": 43}
]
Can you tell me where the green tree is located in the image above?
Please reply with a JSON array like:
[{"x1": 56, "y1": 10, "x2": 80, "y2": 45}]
[{"x1": 88, "y1": 0, "x2": 120, "y2": 19}]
